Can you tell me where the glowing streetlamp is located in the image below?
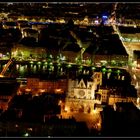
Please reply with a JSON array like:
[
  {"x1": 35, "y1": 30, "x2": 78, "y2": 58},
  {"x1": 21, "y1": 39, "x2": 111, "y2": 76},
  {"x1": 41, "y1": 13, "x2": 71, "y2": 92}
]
[
  {"x1": 67, "y1": 64, "x2": 72, "y2": 68},
  {"x1": 101, "y1": 67, "x2": 107, "y2": 74},
  {"x1": 23, "y1": 132, "x2": 30, "y2": 137}
]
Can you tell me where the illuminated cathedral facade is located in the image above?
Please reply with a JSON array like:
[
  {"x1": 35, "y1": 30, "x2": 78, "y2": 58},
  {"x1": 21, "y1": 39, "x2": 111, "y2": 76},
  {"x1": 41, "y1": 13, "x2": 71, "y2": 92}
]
[{"x1": 64, "y1": 72, "x2": 102, "y2": 114}]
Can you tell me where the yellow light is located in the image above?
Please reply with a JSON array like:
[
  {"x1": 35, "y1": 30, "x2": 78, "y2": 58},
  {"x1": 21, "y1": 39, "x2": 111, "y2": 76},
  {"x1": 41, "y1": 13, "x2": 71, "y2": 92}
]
[
  {"x1": 27, "y1": 128, "x2": 33, "y2": 131},
  {"x1": 97, "y1": 122, "x2": 101, "y2": 127},
  {"x1": 0, "y1": 74, "x2": 4, "y2": 77},
  {"x1": 56, "y1": 89, "x2": 61, "y2": 92},
  {"x1": 33, "y1": 94, "x2": 39, "y2": 97},
  {"x1": 92, "y1": 109, "x2": 98, "y2": 114},
  {"x1": 25, "y1": 88, "x2": 31, "y2": 92},
  {"x1": 39, "y1": 89, "x2": 45, "y2": 93},
  {"x1": 55, "y1": 89, "x2": 63, "y2": 94},
  {"x1": 58, "y1": 100, "x2": 62, "y2": 105},
  {"x1": 64, "y1": 107, "x2": 68, "y2": 112}
]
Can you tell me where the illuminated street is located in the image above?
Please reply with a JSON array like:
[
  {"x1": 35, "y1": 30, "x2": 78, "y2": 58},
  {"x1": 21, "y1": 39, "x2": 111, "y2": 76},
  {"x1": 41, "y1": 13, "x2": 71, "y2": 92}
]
[{"x1": 61, "y1": 111, "x2": 102, "y2": 131}]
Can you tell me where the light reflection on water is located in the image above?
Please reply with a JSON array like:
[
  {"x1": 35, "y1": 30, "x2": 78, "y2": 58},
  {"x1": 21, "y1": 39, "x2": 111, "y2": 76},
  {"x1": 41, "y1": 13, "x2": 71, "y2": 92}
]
[{"x1": 0, "y1": 61, "x2": 127, "y2": 80}]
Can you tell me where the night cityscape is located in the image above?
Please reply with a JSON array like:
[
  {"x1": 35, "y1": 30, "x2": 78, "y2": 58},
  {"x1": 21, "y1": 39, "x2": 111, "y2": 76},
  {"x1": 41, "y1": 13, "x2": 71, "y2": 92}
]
[{"x1": 0, "y1": 2, "x2": 140, "y2": 137}]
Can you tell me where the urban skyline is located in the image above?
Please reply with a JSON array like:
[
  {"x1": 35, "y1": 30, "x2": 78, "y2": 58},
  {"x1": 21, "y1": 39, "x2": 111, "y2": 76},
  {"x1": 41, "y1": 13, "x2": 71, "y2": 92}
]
[{"x1": 0, "y1": 2, "x2": 139, "y2": 137}]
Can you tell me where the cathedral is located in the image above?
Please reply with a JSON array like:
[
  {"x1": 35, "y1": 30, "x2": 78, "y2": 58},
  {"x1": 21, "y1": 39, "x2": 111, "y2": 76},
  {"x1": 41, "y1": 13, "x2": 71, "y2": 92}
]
[{"x1": 64, "y1": 72, "x2": 102, "y2": 114}]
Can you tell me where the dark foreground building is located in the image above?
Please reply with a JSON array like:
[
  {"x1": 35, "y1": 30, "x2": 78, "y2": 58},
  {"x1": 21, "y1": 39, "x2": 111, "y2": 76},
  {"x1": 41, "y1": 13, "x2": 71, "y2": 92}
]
[
  {"x1": 101, "y1": 102, "x2": 140, "y2": 137},
  {"x1": 0, "y1": 77, "x2": 19, "y2": 111}
]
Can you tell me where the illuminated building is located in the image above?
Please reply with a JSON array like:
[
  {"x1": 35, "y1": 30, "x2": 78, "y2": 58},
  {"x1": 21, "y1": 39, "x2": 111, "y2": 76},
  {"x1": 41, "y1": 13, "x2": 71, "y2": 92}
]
[
  {"x1": 11, "y1": 44, "x2": 47, "y2": 60},
  {"x1": 64, "y1": 72, "x2": 102, "y2": 114},
  {"x1": 21, "y1": 28, "x2": 38, "y2": 41},
  {"x1": 108, "y1": 95, "x2": 137, "y2": 105},
  {"x1": 18, "y1": 78, "x2": 68, "y2": 95},
  {"x1": 99, "y1": 78, "x2": 137, "y2": 106}
]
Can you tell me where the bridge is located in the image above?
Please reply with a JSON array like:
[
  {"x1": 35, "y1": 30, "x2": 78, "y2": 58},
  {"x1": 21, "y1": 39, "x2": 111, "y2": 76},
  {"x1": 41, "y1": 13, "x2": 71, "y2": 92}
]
[{"x1": 0, "y1": 58, "x2": 15, "y2": 77}]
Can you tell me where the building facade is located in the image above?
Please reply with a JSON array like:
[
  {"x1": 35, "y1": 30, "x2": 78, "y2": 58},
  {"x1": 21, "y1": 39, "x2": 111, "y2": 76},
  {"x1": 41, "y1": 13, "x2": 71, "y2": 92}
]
[
  {"x1": 64, "y1": 72, "x2": 102, "y2": 114},
  {"x1": 18, "y1": 78, "x2": 68, "y2": 95}
]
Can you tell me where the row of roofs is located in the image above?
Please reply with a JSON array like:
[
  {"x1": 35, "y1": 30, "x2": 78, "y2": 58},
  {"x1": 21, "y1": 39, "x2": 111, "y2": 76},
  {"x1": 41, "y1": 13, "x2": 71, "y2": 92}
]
[
  {"x1": 0, "y1": 22, "x2": 127, "y2": 56},
  {"x1": 34, "y1": 24, "x2": 127, "y2": 55}
]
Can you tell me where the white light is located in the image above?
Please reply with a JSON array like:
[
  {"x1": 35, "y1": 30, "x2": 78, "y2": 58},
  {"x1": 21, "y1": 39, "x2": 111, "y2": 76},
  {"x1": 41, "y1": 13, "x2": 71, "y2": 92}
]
[
  {"x1": 95, "y1": 20, "x2": 99, "y2": 24},
  {"x1": 133, "y1": 74, "x2": 136, "y2": 80},
  {"x1": 102, "y1": 15, "x2": 108, "y2": 19},
  {"x1": 24, "y1": 133, "x2": 29, "y2": 137}
]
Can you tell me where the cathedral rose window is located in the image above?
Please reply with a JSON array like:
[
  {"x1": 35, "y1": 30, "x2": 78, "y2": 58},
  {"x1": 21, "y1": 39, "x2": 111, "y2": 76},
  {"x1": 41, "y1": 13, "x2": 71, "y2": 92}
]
[{"x1": 78, "y1": 90, "x2": 85, "y2": 97}]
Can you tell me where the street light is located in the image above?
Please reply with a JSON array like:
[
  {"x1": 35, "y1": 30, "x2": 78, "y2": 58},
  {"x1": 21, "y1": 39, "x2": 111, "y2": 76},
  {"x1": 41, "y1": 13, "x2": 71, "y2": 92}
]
[{"x1": 23, "y1": 132, "x2": 30, "y2": 137}]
